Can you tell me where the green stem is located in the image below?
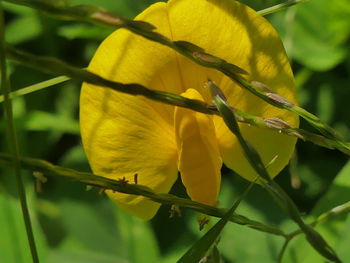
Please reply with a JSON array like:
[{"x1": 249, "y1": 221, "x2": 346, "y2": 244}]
[
  {"x1": 235, "y1": 77, "x2": 346, "y2": 143},
  {"x1": 0, "y1": 151, "x2": 287, "y2": 237},
  {"x1": 0, "y1": 4, "x2": 39, "y2": 263},
  {"x1": 278, "y1": 202, "x2": 350, "y2": 261},
  {"x1": 277, "y1": 238, "x2": 291, "y2": 263},
  {"x1": 209, "y1": 82, "x2": 341, "y2": 263},
  {"x1": 313, "y1": 201, "x2": 350, "y2": 226},
  {"x1": 5, "y1": 45, "x2": 350, "y2": 155},
  {"x1": 209, "y1": 81, "x2": 270, "y2": 181},
  {"x1": 257, "y1": 0, "x2": 309, "y2": 16},
  {"x1": 288, "y1": 201, "x2": 350, "y2": 239},
  {"x1": 177, "y1": 180, "x2": 256, "y2": 263},
  {"x1": 0, "y1": 75, "x2": 69, "y2": 103}
]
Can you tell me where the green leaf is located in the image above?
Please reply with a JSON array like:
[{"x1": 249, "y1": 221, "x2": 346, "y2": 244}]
[
  {"x1": 5, "y1": 14, "x2": 41, "y2": 44},
  {"x1": 284, "y1": 160, "x2": 350, "y2": 263},
  {"x1": 48, "y1": 247, "x2": 129, "y2": 263},
  {"x1": 337, "y1": 216, "x2": 350, "y2": 260},
  {"x1": 24, "y1": 110, "x2": 79, "y2": 134},
  {"x1": 54, "y1": 82, "x2": 79, "y2": 119},
  {"x1": 59, "y1": 145, "x2": 90, "y2": 171},
  {"x1": 316, "y1": 83, "x2": 334, "y2": 124},
  {"x1": 3, "y1": 1, "x2": 37, "y2": 15},
  {"x1": 58, "y1": 24, "x2": 112, "y2": 40},
  {"x1": 0, "y1": 171, "x2": 48, "y2": 263},
  {"x1": 42, "y1": 197, "x2": 129, "y2": 263},
  {"x1": 272, "y1": 0, "x2": 350, "y2": 71},
  {"x1": 115, "y1": 209, "x2": 160, "y2": 263},
  {"x1": 0, "y1": 190, "x2": 33, "y2": 263},
  {"x1": 217, "y1": 178, "x2": 285, "y2": 263}
]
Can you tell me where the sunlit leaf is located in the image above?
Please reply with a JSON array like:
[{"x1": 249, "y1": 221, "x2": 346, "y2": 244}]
[{"x1": 272, "y1": 0, "x2": 350, "y2": 71}]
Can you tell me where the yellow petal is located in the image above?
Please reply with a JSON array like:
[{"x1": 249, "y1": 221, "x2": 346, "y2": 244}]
[
  {"x1": 80, "y1": 2, "x2": 179, "y2": 220},
  {"x1": 174, "y1": 89, "x2": 222, "y2": 206},
  {"x1": 80, "y1": 79, "x2": 178, "y2": 219},
  {"x1": 166, "y1": 0, "x2": 299, "y2": 180}
]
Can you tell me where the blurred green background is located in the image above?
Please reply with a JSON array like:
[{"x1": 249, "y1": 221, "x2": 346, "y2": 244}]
[{"x1": 1, "y1": 0, "x2": 350, "y2": 262}]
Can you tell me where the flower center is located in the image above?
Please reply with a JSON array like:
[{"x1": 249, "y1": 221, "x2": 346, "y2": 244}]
[{"x1": 174, "y1": 88, "x2": 222, "y2": 206}]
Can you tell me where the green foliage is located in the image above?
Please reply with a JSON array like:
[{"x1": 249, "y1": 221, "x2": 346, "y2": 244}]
[
  {"x1": 1, "y1": 0, "x2": 350, "y2": 262},
  {"x1": 0, "y1": 173, "x2": 48, "y2": 263},
  {"x1": 218, "y1": 179, "x2": 283, "y2": 262},
  {"x1": 283, "y1": 160, "x2": 350, "y2": 263},
  {"x1": 177, "y1": 182, "x2": 253, "y2": 263},
  {"x1": 271, "y1": 0, "x2": 350, "y2": 71}
]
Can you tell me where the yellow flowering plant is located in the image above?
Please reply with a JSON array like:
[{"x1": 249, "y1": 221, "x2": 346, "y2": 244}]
[
  {"x1": 2, "y1": 0, "x2": 349, "y2": 262},
  {"x1": 80, "y1": 0, "x2": 299, "y2": 220}
]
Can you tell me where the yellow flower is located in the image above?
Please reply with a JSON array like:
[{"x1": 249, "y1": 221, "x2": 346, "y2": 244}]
[{"x1": 80, "y1": 0, "x2": 299, "y2": 220}]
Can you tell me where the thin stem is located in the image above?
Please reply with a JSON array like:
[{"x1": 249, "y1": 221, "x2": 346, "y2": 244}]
[
  {"x1": 209, "y1": 82, "x2": 341, "y2": 262},
  {"x1": 0, "y1": 151, "x2": 287, "y2": 237},
  {"x1": 258, "y1": 0, "x2": 309, "y2": 16},
  {"x1": 313, "y1": 201, "x2": 350, "y2": 226},
  {"x1": 0, "y1": 3, "x2": 39, "y2": 263},
  {"x1": 277, "y1": 202, "x2": 350, "y2": 262},
  {"x1": 0, "y1": 75, "x2": 70, "y2": 103},
  {"x1": 263, "y1": 180, "x2": 341, "y2": 262},
  {"x1": 5, "y1": 45, "x2": 350, "y2": 155},
  {"x1": 288, "y1": 201, "x2": 350, "y2": 239},
  {"x1": 177, "y1": 180, "x2": 257, "y2": 263},
  {"x1": 278, "y1": 238, "x2": 291, "y2": 263}
]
